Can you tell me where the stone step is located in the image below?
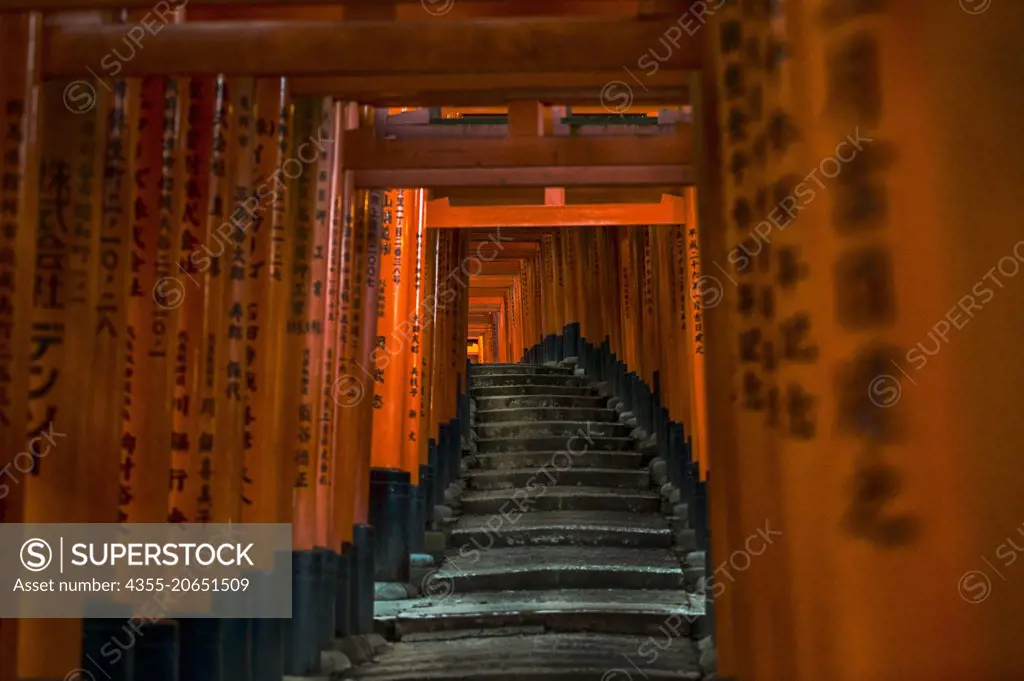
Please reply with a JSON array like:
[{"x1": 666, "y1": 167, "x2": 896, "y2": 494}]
[
  {"x1": 475, "y1": 406, "x2": 618, "y2": 423},
  {"x1": 473, "y1": 450, "x2": 645, "y2": 471},
  {"x1": 471, "y1": 373, "x2": 586, "y2": 389},
  {"x1": 469, "y1": 363, "x2": 573, "y2": 377},
  {"x1": 350, "y1": 632, "x2": 703, "y2": 680},
  {"x1": 471, "y1": 384, "x2": 597, "y2": 399},
  {"x1": 450, "y1": 511, "x2": 671, "y2": 549},
  {"x1": 475, "y1": 435, "x2": 634, "y2": 454},
  {"x1": 476, "y1": 420, "x2": 630, "y2": 440},
  {"x1": 465, "y1": 466, "x2": 650, "y2": 490},
  {"x1": 375, "y1": 588, "x2": 704, "y2": 639},
  {"x1": 460, "y1": 486, "x2": 661, "y2": 515},
  {"x1": 474, "y1": 394, "x2": 608, "y2": 410},
  {"x1": 431, "y1": 545, "x2": 686, "y2": 592}
]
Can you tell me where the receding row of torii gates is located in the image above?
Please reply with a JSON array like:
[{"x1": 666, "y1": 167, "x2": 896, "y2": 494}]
[{"x1": 1, "y1": 2, "x2": 1023, "y2": 681}]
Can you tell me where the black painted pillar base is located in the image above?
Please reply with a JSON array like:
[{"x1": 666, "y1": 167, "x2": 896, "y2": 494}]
[
  {"x1": 408, "y1": 483, "x2": 425, "y2": 553},
  {"x1": 83, "y1": 618, "x2": 135, "y2": 681},
  {"x1": 335, "y1": 542, "x2": 353, "y2": 639},
  {"x1": 314, "y1": 548, "x2": 337, "y2": 651},
  {"x1": 351, "y1": 524, "x2": 376, "y2": 634},
  {"x1": 250, "y1": 616, "x2": 283, "y2": 681},
  {"x1": 284, "y1": 550, "x2": 320, "y2": 677},
  {"x1": 368, "y1": 468, "x2": 411, "y2": 583},
  {"x1": 420, "y1": 463, "x2": 435, "y2": 525},
  {"x1": 221, "y1": 619, "x2": 251, "y2": 681},
  {"x1": 134, "y1": 621, "x2": 179, "y2": 681}
]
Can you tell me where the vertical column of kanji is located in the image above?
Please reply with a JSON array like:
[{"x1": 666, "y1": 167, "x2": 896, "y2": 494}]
[
  {"x1": 191, "y1": 79, "x2": 227, "y2": 522},
  {"x1": 554, "y1": 229, "x2": 573, "y2": 330},
  {"x1": 284, "y1": 96, "x2": 320, "y2": 549},
  {"x1": 242, "y1": 78, "x2": 287, "y2": 524},
  {"x1": 310, "y1": 100, "x2": 339, "y2": 549},
  {"x1": 87, "y1": 78, "x2": 135, "y2": 524},
  {"x1": 711, "y1": 4, "x2": 786, "y2": 677},
  {"x1": 119, "y1": 76, "x2": 165, "y2": 523},
  {"x1": 214, "y1": 78, "x2": 255, "y2": 523},
  {"x1": 665, "y1": 226, "x2": 693, "y2": 432},
  {"x1": 333, "y1": 186, "x2": 363, "y2": 537},
  {"x1": 616, "y1": 227, "x2": 640, "y2": 372},
  {"x1": 639, "y1": 228, "x2": 661, "y2": 385},
  {"x1": 595, "y1": 227, "x2": 620, "y2": 354},
  {"x1": 541, "y1": 233, "x2": 558, "y2": 336},
  {"x1": 272, "y1": 94, "x2": 294, "y2": 524},
  {"x1": 427, "y1": 229, "x2": 450, "y2": 446},
  {"x1": 651, "y1": 224, "x2": 684, "y2": 420},
  {"x1": 414, "y1": 225, "x2": 437, "y2": 519},
  {"x1": 402, "y1": 190, "x2": 426, "y2": 488},
  {"x1": 353, "y1": 190, "x2": 383, "y2": 528},
  {"x1": 0, "y1": 15, "x2": 39, "y2": 681},
  {"x1": 32, "y1": 73, "x2": 109, "y2": 514},
  {"x1": 166, "y1": 77, "x2": 211, "y2": 525}
]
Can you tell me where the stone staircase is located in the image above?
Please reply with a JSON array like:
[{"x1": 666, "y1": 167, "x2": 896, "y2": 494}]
[{"x1": 354, "y1": 361, "x2": 712, "y2": 680}]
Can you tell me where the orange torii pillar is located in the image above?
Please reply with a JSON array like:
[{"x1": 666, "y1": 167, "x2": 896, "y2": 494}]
[
  {"x1": 745, "y1": 3, "x2": 1024, "y2": 680},
  {"x1": 400, "y1": 189, "x2": 428, "y2": 552},
  {"x1": 414, "y1": 223, "x2": 439, "y2": 544},
  {"x1": 338, "y1": 187, "x2": 384, "y2": 635},
  {"x1": 18, "y1": 36, "x2": 112, "y2": 681},
  {"x1": 368, "y1": 187, "x2": 419, "y2": 583},
  {"x1": 0, "y1": 17, "x2": 37, "y2": 681},
  {"x1": 704, "y1": 2, "x2": 786, "y2": 676}
]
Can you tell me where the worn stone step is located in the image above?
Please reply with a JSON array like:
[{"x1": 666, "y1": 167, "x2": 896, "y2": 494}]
[
  {"x1": 450, "y1": 511, "x2": 671, "y2": 549},
  {"x1": 471, "y1": 384, "x2": 596, "y2": 399},
  {"x1": 476, "y1": 406, "x2": 618, "y2": 423},
  {"x1": 476, "y1": 420, "x2": 630, "y2": 440},
  {"x1": 375, "y1": 588, "x2": 704, "y2": 639},
  {"x1": 350, "y1": 632, "x2": 703, "y2": 680},
  {"x1": 471, "y1": 373, "x2": 586, "y2": 389},
  {"x1": 431, "y1": 545, "x2": 685, "y2": 592},
  {"x1": 473, "y1": 450, "x2": 645, "y2": 471},
  {"x1": 470, "y1": 363, "x2": 573, "y2": 377},
  {"x1": 460, "y1": 486, "x2": 661, "y2": 515},
  {"x1": 475, "y1": 434, "x2": 634, "y2": 454},
  {"x1": 465, "y1": 466, "x2": 650, "y2": 490},
  {"x1": 474, "y1": 394, "x2": 607, "y2": 410}
]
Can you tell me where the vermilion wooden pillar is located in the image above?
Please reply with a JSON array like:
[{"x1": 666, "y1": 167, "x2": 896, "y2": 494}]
[
  {"x1": 168, "y1": 77, "x2": 214, "y2": 525},
  {"x1": 314, "y1": 101, "x2": 343, "y2": 548},
  {"x1": 616, "y1": 227, "x2": 642, "y2": 373},
  {"x1": 369, "y1": 187, "x2": 417, "y2": 580},
  {"x1": 400, "y1": 189, "x2": 427, "y2": 484},
  {"x1": 416, "y1": 226, "x2": 438, "y2": 486},
  {"x1": 708, "y1": 4, "x2": 789, "y2": 677},
  {"x1": 118, "y1": 75, "x2": 171, "y2": 523},
  {"x1": 596, "y1": 227, "x2": 622, "y2": 354},
  {"x1": 768, "y1": 3, "x2": 1024, "y2": 679},
  {"x1": 240, "y1": 78, "x2": 289, "y2": 525},
  {"x1": 283, "y1": 96, "x2": 327, "y2": 550}
]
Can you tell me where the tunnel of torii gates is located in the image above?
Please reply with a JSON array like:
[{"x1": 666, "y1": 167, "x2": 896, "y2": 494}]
[{"x1": 0, "y1": 1, "x2": 1021, "y2": 681}]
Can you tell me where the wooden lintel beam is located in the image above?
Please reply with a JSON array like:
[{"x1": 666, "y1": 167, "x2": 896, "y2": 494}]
[
  {"x1": 1, "y1": 0, "x2": 634, "y2": 8},
  {"x1": 428, "y1": 194, "x2": 685, "y2": 227},
  {"x1": 290, "y1": 70, "x2": 689, "y2": 106},
  {"x1": 43, "y1": 19, "x2": 702, "y2": 77},
  {"x1": 344, "y1": 128, "x2": 691, "y2": 171},
  {"x1": 356, "y1": 165, "x2": 691, "y2": 188}
]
